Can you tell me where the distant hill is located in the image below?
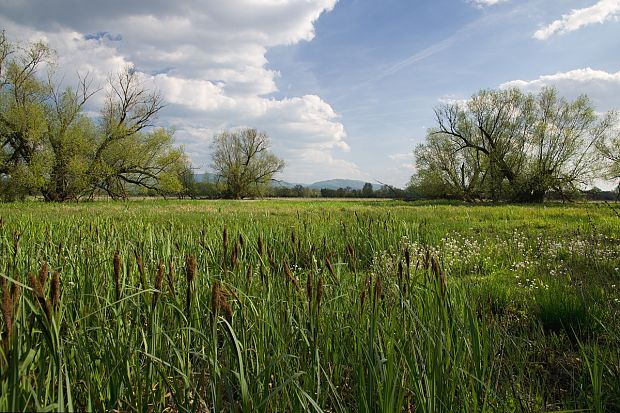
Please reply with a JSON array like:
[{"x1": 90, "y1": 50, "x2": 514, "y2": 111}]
[
  {"x1": 307, "y1": 179, "x2": 382, "y2": 191},
  {"x1": 194, "y1": 174, "x2": 387, "y2": 191}
]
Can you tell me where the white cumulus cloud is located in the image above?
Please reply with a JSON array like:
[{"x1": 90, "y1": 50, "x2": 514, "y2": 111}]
[
  {"x1": 534, "y1": 0, "x2": 620, "y2": 40},
  {"x1": 0, "y1": 0, "x2": 360, "y2": 183},
  {"x1": 500, "y1": 67, "x2": 620, "y2": 112}
]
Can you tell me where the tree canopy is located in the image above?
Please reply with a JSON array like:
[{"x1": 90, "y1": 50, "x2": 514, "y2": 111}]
[
  {"x1": 410, "y1": 87, "x2": 615, "y2": 202},
  {"x1": 210, "y1": 128, "x2": 285, "y2": 199},
  {"x1": 0, "y1": 31, "x2": 188, "y2": 201}
]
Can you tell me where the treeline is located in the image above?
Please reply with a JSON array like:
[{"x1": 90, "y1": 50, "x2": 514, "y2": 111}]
[
  {"x1": 180, "y1": 179, "x2": 409, "y2": 199},
  {"x1": 409, "y1": 88, "x2": 620, "y2": 203}
]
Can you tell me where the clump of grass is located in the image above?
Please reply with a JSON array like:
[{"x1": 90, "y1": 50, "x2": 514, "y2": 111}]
[{"x1": 185, "y1": 255, "x2": 197, "y2": 316}]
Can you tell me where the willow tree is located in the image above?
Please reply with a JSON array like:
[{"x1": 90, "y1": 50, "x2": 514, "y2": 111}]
[
  {"x1": 0, "y1": 31, "x2": 188, "y2": 201},
  {"x1": 210, "y1": 128, "x2": 285, "y2": 199},
  {"x1": 412, "y1": 87, "x2": 608, "y2": 202}
]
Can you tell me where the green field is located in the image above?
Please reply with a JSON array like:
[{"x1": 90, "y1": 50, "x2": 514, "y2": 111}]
[{"x1": 1, "y1": 200, "x2": 619, "y2": 412}]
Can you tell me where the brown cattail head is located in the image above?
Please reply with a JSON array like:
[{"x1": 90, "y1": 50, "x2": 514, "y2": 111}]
[
  {"x1": 306, "y1": 271, "x2": 313, "y2": 302},
  {"x1": 374, "y1": 276, "x2": 383, "y2": 302},
  {"x1": 1, "y1": 277, "x2": 13, "y2": 335},
  {"x1": 135, "y1": 252, "x2": 146, "y2": 289},
  {"x1": 404, "y1": 247, "x2": 410, "y2": 270},
  {"x1": 238, "y1": 233, "x2": 244, "y2": 248},
  {"x1": 231, "y1": 242, "x2": 238, "y2": 268},
  {"x1": 325, "y1": 256, "x2": 335, "y2": 278},
  {"x1": 167, "y1": 261, "x2": 175, "y2": 296},
  {"x1": 398, "y1": 261, "x2": 403, "y2": 286},
  {"x1": 185, "y1": 255, "x2": 196, "y2": 284},
  {"x1": 38, "y1": 262, "x2": 49, "y2": 287},
  {"x1": 284, "y1": 261, "x2": 301, "y2": 292},
  {"x1": 268, "y1": 249, "x2": 276, "y2": 270},
  {"x1": 222, "y1": 227, "x2": 228, "y2": 253},
  {"x1": 291, "y1": 231, "x2": 296, "y2": 246},
  {"x1": 211, "y1": 281, "x2": 232, "y2": 322},
  {"x1": 50, "y1": 272, "x2": 61, "y2": 309},
  {"x1": 29, "y1": 272, "x2": 52, "y2": 320},
  {"x1": 155, "y1": 261, "x2": 164, "y2": 292},
  {"x1": 153, "y1": 261, "x2": 164, "y2": 310},
  {"x1": 257, "y1": 236, "x2": 264, "y2": 256}
]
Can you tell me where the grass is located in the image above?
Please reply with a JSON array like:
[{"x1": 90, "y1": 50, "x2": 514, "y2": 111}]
[{"x1": 0, "y1": 199, "x2": 619, "y2": 411}]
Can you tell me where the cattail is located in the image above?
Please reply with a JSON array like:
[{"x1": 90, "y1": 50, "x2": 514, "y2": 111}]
[
  {"x1": 257, "y1": 236, "x2": 264, "y2": 256},
  {"x1": 398, "y1": 261, "x2": 403, "y2": 289},
  {"x1": 167, "y1": 261, "x2": 175, "y2": 296},
  {"x1": 431, "y1": 255, "x2": 447, "y2": 297},
  {"x1": 231, "y1": 242, "x2": 238, "y2": 268},
  {"x1": 29, "y1": 272, "x2": 51, "y2": 321},
  {"x1": 38, "y1": 262, "x2": 49, "y2": 287},
  {"x1": 1, "y1": 278, "x2": 13, "y2": 337},
  {"x1": 135, "y1": 252, "x2": 146, "y2": 290},
  {"x1": 246, "y1": 264, "x2": 253, "y2": 282},
  {"x1": 284, "y1": 261, "x2": 301, "y2": 292},
  {"x1": 374, "y1": 276, "x2": 383, "y2": 302},
  {"x1": 291, "y1": 231, "x2": 296, "y2": 246},
  {"x1": 113, "y1": 251, "x2": 121, "y2": 301},
  {"x1": 268, "y1": 249, "x2": 276, "y2": 271},
  {"x1": 238, "y1": 233, "x2": 244, "y2": 248},
  {"x1": 50, "y1": 272, "x2": 60, "y2": 309},
  {"x1": 153, "y1": 261, "x2": 164, "y2": 310},
  {"x1": 211, "y1": 281, "x2": 232, "y2": 323},
  {"x1": 325, "y1": 256, "x2": 336, "y2": 281},
  {"x1": 222, "y1": 227, "x2": 228, "y2": 255},
  {"x1": 185, "y1": 255, "x2": 196, "y2": 284},
  {"x1": 404, "y1": 247, "x2": 410, "y2": 271},
  {"x1": 306, "y1": 271, "x2": 313, "y2": 302}
]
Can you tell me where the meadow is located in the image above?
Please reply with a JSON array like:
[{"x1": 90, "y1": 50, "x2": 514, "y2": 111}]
[{"x1": 1, "y1": 199, "x2": 619, "y2": 412}]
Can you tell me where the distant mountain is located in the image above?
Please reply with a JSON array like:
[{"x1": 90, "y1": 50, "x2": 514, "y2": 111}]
[
  {"x1": 194, "y1": 174, "x2": 386, "y2": 191},
  {"x1": 307, "y1": 179, "x2": 382, "y2": 191}
]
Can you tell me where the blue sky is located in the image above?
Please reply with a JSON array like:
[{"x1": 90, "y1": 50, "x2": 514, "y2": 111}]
[{"x1": 1, "y1": 0, "x2": 619, "y2": 186}]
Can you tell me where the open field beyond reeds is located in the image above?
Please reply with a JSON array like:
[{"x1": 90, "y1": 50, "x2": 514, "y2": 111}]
[{"x1": 1, "y1": 199, "x2": 619, "y2": 412}]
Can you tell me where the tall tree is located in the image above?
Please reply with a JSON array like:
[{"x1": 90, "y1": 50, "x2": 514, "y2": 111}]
[
  {"x1": 0, "y1": 32, "x2": 188, "y2": 201},
  {"x1": 210, "y1": 128, "x2": 285, "y2": 199},
  {"x1": 413, "y1": 87, "x2": 609, "y2": 202}
]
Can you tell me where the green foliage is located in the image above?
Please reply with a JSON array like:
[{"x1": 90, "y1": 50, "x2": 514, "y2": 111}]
[
  {"x1": 210, "y1": 128, "x2": 285, "y2": 199},
  {"x1": 412, "y1": 87, "x2": 612, "y2": 202},
  {"x1": 0, "y1": 31, "x2": 188, "y2": 201}
]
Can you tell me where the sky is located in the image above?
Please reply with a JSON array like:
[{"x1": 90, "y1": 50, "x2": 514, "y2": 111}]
[{"x1": 0, "y1": 0, "x2": 619, "y2": 187}]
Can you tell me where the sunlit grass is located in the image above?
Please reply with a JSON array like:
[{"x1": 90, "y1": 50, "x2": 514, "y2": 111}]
[{"x1": 1, "y1": 199, "x2": 619, "y2": 411}]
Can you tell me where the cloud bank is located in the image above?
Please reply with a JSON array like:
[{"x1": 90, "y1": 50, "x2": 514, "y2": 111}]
[
  {"x1": 534, "y1": 0, "x2": 620, "y2": 40},
  {"x1": 0, "y1": 0, "x2": 361, "y2": 183}
]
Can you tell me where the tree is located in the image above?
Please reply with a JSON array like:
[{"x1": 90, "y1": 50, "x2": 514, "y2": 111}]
[
  {"x1": 0, "y1": 31, "x2": 188, "y2": 201},
  {"x1": 210, "y1": 128, "x2": 285, "y2": 199},
  {"x1": 412, "y1": 87, "x2": 609, "y2": 202}
]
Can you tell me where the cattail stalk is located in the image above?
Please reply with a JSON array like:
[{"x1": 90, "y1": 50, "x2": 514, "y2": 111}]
[
  {"x1": 152, "y1": 261, "x2": 164, "y2": 311},
  {"x1": 135, "y1": 252, "x2": 146, "y2": 290},
  {"x1": 283, "y1": 261, "x2": 301, "y2": 292}
]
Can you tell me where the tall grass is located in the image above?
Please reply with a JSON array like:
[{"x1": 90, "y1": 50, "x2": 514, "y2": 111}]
[{"x1": 0, "y1": 199, "x2": 619, "y2": 411}]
